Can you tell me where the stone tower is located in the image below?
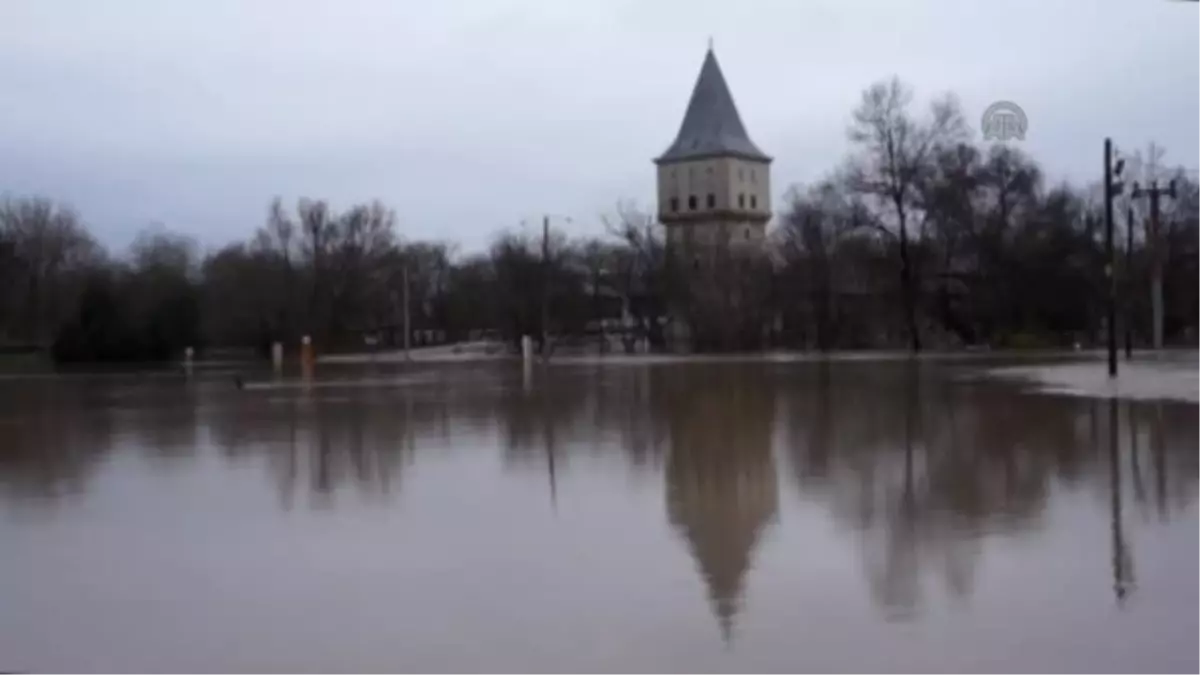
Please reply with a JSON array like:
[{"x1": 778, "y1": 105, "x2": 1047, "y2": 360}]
[{"x1": 655, "y1": 48, "x2": 772, "y2": 253}]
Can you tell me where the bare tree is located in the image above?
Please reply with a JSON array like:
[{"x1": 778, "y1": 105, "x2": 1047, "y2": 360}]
[
  {"x1": 329, "y1": 201, "x2": 396, "y2": 340},
  {"x1": 394, "y1": 240, "x2": 454, "y2": 344},
  {"x1": 847, "y1": 77, "x2": 967, "y2": 352},
  {"x1": 0, "y1": 225, "x2": 18, "y2": 340},
  {"x1": 777, "y1": 179, "x2": 871, "y2": 350},
  {"x1": 0, "y1": 197, "x2": 99, "y2": 344},
  {"x1": 296, "y1": 199, "x2": 338, "y2": 343},
  {"x1": 604, "y1": 203, "x2": 671, "y2": 349},
  {"x1": 201, "y1": 242, "x2": 274, "y2": 350},
  {"x1": 575, "y1": 237, "x2": 616, "y2": 330},
  {"x1": 126, "y1": 227, "x2": 202, "y2": 358},
  {"x1": 490, "y1": 230, "x2": 548, "y2": 350},
  {"x1": 250, "y1": 198, "x2": 301, "y2": 343}
]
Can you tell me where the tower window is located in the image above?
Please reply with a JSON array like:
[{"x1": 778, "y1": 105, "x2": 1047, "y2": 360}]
[
  {"x1": 738, "y1": 168, "x2": 744, "y2": 182},
  {"x1": 688, "y1": 195, "x2": 697, "y2": 210},
  {"x1": 750, "y1": 169, "x2": 757, "y2": 184},
  {"x1": 706, "y1": 193, "x2": 715, "y2": 208},
  {"x1": 670, "y1": 196, "x2": 679, "y2": 213},
  {"x1": 750, "y1": 194, "x2": 758, "y2": 209},
  {"x1": 744, "y1": 227, "x2": 751, "y2": 240},
  {"x1": 738, "y1": 193, "x2": 745, "y2": 208}
]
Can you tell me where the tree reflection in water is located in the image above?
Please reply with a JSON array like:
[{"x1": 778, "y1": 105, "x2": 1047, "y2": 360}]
[{"x1": 0, "y1": 360, "x2": 1195, "y2": 625}]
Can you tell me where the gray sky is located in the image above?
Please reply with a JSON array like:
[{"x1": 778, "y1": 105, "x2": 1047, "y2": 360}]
[{"x1": 1, "y1": 0, "x2": 1196, "y2": 253}]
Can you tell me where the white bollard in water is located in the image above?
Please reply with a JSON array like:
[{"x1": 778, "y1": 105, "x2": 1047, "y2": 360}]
[
  {"x1": 272, "y1": 341, "x2": 283, "y2": 371},
  {"x1": 183, "y1": 346, "x2": 195, "y2": 375},
  {"x1": 521, "y1": 335, "x2": 533, "y2": 362},
  {"x1": 300, "y1": 335, "x2": 314, "y2": 384}
]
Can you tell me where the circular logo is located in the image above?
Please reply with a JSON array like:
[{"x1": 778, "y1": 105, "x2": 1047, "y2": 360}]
[{"x1": 981, "y1": 100, "x2": 1027, "y2": 142}]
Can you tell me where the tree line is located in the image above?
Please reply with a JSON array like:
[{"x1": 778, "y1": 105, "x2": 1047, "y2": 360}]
[{"x1": 1, "y1": 77, "x2": 1196, "y2": 362}]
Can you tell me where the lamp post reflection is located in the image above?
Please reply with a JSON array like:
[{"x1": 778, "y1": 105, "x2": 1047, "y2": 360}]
[{"x1": 1109, "y1": 397, "x2": 1134, "y2": 606}]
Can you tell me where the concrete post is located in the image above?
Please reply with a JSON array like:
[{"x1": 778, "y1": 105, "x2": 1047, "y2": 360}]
[
  {"x1": 271, "y1": 342, "x2": 284, "y2": 372},
  {"x1": 521, "y1": 334, "x2": 533, "y2": 392},
  {"x1": 521, "y1": 335, "x2": 533, "y2": 362}
]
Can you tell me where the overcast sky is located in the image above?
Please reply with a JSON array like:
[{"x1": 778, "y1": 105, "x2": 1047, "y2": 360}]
[{"x1": 1, "y1": 0, "x2": 1196, "y2": 253}]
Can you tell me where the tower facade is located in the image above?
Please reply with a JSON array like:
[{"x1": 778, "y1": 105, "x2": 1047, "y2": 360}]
[{"x1": 655, "y1": 48, "x2": 772, "y2": 252}]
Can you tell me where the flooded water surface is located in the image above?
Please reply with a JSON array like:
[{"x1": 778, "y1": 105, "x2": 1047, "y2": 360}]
[{"x1": 1, "y1": 359, "x2": 1196, "y2": 672}]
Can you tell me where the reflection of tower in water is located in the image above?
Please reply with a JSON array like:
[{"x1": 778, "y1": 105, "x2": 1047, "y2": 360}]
[{"x1": 662, "y1": 366, "x2": 778, "y2": 643}]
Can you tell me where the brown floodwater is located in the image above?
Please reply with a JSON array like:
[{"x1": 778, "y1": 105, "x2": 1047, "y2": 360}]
[{"x1": 0, "y1": 358, "x2": 1196, "y2": 673}]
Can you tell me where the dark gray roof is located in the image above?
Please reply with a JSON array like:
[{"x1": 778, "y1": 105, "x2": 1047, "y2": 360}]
[{"x1": 656, "y1": 49, "x2": 771, "y2": 164}]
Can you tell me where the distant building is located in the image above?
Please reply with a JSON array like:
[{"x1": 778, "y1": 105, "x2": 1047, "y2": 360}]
[
  {"x1": 654, "y1": 47, "x2": 774, "y2": 351},
  {"x1": 654, "y1": 47, "x2": 772, "y2": 255}
]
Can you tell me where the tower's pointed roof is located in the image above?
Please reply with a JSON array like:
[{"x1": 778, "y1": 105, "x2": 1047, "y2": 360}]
[{"x1": 656, "y1": 48, "x2": 771, "y2": 164}]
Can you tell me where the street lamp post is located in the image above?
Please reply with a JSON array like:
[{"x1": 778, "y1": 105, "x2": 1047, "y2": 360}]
[
  {"x1": 534, "y1": 214, "x2": 573, "y2": 361},
  {"x1": 1103, "y1": 138, "x2": 1125, "y2": 378}
]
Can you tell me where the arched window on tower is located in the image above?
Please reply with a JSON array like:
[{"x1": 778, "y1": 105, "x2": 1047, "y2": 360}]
[
  {"x1": 706, "y1": 193, "x2": 715, "y2": 208},
  {"x1": 688, "y1": 195, "x2": 697, "y2": 210},
  {"x1": 750, "y1": 194, "x2": 758, "y2": 209},
  {"x1": 669, "y1": 197, "x2": 679, "y2": 213},
  {"x1": 738, "y1": 193, "x2": 745, "y2": 208}
]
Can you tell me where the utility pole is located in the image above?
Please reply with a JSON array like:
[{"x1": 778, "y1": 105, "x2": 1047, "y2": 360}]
[
  {"x1": 1150, "y1": 190, "x2": 1163, "y2": 352},
  {"x1": 1124, "y1": 203, "x2": 1135, "y2": 360},
  {"x1": 1103, "y1": 138, "x2": 1124, "y2": 378},
  {"x1": 541, "y1": 214, "x2": 550, "y2": 359},
  {"x1": 1131, "y1": 179, "x2": 1177, "y2": 352}
]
